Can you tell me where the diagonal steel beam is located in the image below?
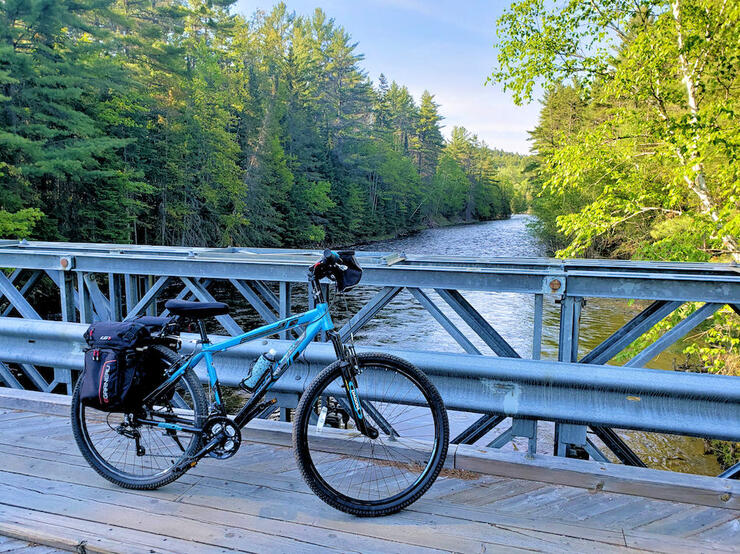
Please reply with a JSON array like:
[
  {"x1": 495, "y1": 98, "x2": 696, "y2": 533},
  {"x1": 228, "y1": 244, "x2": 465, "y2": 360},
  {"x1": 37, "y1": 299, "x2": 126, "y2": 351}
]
[
  {"x1": 253, "y1": 280, "x2": 280, "y2": 312},
  {"x1": 718, "y1": 461, "x2": 740, "y2": 479},
  {"x1": 230, "y1": 279, "x2": 277, "y2": 324},
  {"x1": 83, "y1": 274, "x2": 111, "y2": 320},
  {"x1": 0, "y1": 361, "x2": 22, "y2": 388},
  {"x1": 488, "y1": 426, "x2": 514, "y2": 448},
  {"x1": 436, "y1": 289, "x2": 520, "y2": 358},
  {"x1": 581, "y1": 300, "x2": 683, "y2": 365},
  {"x1": 626, "y1": 302, "x2": 723, "y2": 368},
  {"x1": 181, "y1": 277, "x2": 243, "y2": 336},
  {"x1": 589, "y1": 426, "x2": 647, "y2": 467},
  {"x1": 452, "y1": 414, "x2": 505, "y2": 445},
  {"x1": 161, "y1": 278, "x2": 212, "y2": 316},
  {"x1": 580, "y1": 301, "x2": 681, "y2": 466},
  {"x1": 584, "y1": 439, "x2": 610, "y2": 463},
  {"x1": 360, "y1": 399, "x2": 399, "y2": 439},
  {"x1": 339, "y1": 286, "x2": 403, "y2": 341},
  {"x1": 1, "y1": 270, "x2": 42, "y2": 317},
  {"x1": 124, "y1": 276, "x2": 171, "y2": 320},
  {"x1": 408, "y1": 288, "x2": 481, "y2": 355},
  {"x1": 0, "y1": 270, "x2": 41, "y2": 319},
  {"x1": 0, "y1": 269, "x2": 21, "y2": 305},
  {"x1": 20, "y1": 363, "x2": 51, "y2": 392}
]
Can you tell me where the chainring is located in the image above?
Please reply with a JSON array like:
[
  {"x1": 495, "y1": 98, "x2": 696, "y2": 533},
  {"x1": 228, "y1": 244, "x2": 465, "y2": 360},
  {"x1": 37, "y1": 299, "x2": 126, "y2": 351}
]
[{"x1": 202, "y1": 416, "x2": 241, "y2": 459}]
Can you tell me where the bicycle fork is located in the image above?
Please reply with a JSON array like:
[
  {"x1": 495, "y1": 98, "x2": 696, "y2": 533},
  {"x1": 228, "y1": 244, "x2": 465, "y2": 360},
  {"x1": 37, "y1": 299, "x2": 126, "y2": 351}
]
[{"x1": 329, "y1": 334, "x2": 379, "y2": 440}]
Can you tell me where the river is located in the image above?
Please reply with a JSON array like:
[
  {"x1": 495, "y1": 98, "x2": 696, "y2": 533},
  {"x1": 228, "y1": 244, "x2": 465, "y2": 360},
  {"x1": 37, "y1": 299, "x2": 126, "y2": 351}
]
[{"x1": 338, "y1": 214, "x2": 719, "y2": 475}]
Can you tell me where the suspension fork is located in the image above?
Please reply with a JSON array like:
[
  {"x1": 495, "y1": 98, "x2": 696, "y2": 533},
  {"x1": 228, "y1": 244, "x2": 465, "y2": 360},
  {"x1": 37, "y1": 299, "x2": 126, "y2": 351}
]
[{"x1": 327, "y1": 329, "x2": 379, "y2": 440}]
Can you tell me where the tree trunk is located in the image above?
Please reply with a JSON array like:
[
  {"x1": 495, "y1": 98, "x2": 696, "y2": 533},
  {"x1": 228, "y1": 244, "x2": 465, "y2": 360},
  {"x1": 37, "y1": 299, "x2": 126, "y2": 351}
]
[{"x1": 672, "y1": 0, "x2": 739, "y2": 262}]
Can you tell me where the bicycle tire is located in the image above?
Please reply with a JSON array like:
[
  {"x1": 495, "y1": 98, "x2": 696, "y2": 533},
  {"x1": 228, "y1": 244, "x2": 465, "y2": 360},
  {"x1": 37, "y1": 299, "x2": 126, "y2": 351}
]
[
  {"x1": 293, "y1": 352, "x2": 449, "y2": 516},
  {"x1": 71, "y1": 345, "x2": 207, "y2": 490}
]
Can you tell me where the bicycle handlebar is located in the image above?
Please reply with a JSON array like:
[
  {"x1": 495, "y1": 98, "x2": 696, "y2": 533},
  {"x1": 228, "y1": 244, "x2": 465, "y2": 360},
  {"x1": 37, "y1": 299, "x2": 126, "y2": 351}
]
[{"x1": 322, "y1": 249, "x2": 341, "y2": 265}]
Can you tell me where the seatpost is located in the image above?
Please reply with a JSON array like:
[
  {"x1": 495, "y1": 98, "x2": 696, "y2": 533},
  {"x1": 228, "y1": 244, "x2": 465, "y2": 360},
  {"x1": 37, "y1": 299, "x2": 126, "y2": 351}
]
[{"x1": 196, "y1": 320, "x2": 210, "y2": 344}]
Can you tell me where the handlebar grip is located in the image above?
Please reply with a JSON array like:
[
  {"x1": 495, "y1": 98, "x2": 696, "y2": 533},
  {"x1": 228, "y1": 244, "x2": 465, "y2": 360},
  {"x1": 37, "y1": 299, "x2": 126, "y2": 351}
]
[{"x1": 323, "y1": 249, "x2": 341, "y2": 264}]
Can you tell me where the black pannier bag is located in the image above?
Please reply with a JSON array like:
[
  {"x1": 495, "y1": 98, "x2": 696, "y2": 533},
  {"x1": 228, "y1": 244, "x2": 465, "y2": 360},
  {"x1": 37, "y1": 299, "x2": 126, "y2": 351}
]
[{"x1": 81, "y1": 321, "x2": 152, "y2": 412}]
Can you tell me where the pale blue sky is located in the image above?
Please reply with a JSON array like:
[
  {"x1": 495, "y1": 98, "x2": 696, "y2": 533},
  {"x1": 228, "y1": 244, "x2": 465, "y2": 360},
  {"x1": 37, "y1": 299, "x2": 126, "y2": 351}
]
[{"x1": 234, "y1": 0, "x2": 540, "y2": 154}]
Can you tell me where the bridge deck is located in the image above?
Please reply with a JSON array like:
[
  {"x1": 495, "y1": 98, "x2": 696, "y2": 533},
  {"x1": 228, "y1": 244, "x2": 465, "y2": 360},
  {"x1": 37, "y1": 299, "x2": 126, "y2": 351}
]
[{"x1": 0, "y1": 405, "x2": 738, "y2": 553}]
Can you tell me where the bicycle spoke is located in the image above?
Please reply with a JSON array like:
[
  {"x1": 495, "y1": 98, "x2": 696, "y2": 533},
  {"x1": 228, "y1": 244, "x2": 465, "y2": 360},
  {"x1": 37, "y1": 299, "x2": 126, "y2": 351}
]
[{"x1": 300, "y1": 358, "x2": 445, "y2": 507}]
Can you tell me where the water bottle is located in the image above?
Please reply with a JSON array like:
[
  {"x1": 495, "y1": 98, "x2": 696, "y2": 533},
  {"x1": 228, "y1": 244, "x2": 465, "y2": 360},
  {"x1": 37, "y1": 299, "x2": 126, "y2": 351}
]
[{"x1": 241, "y1": 349, "x2": 276, "y2": 392}]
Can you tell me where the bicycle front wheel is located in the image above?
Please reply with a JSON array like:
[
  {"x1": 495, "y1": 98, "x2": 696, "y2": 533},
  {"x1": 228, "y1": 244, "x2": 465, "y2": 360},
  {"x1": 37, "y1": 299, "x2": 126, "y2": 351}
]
[{"x1": 293, "y1": 353, "x2": 449, "y2": 516}]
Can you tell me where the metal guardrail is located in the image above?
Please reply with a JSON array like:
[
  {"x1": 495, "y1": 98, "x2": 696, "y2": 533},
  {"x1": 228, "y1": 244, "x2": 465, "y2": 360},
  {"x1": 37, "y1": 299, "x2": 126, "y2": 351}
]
[
  {"x1": 1, "y1": 318, "x2": 738, "y2": 443},
  {"x1": 0, "y1": 240, "x2": 739, "y2": 478}
]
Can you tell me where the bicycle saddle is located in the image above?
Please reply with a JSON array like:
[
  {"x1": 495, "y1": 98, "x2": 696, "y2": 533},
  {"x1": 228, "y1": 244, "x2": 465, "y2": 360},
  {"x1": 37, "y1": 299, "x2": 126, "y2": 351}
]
[{"x1": 164, "y1": 299, "x2": 229, "y2": 318}]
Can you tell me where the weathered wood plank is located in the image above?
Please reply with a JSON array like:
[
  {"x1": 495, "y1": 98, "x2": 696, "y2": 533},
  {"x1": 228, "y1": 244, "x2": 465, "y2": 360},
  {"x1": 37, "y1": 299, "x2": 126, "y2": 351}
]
[
  {"x1": 176, "y1": 474, "x2": 638, "y2": 552},
  {"x1": 437, "y1": 478, "x2": 546, "y2": 507},
  {"x1": 0, "y1": 411, "x2": 39, "y2": 423},
  {"x1": 3, "y1": 389, "x2": 738, "y2": 509},
  {"x1": 0, "y1": 468, "x2": 436, "y2": 554},
  {"x1": 0, "y1": 505, "x2": 228, "y2": 554},
  {"x1": 1, "y1": 393, "x2": 737, "y2": 554},
  {"x1": 407, "y1": 497, "x2": 739, "y2": 554},
  {"x1": 693, "y1": 517, "x2": 740, "y2": 542},
  {"x1": 633, "y1": 505, "x2": 739, "y2": 538},
  {"x1": 0, "y1": 535, "x2": 62, "y2": 554},
  {"x1": 0, "y1": 475, "x2": 334, "y2": 554},
  {"x1": 455, "y1": 443, "x2": 740, "y2": 509},
  {"x1": 579, "y1": 497, "x2": 685, "y2": 530}
]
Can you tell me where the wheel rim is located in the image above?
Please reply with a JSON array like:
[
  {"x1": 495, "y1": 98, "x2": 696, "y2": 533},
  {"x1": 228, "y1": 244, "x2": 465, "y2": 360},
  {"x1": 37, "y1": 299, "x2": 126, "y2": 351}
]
[
  {"x1": 76, "y1": 373, "x2": 201, "y2": 482},
  {"x1": 299, "y1": 361, "x2": 444, "y2": 506}
]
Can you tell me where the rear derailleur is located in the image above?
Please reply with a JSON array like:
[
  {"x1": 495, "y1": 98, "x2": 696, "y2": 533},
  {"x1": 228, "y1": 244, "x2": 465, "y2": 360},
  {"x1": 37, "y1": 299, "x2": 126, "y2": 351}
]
[{"x1": 115, "y1": 415, "x2": 146, "y2": 457}]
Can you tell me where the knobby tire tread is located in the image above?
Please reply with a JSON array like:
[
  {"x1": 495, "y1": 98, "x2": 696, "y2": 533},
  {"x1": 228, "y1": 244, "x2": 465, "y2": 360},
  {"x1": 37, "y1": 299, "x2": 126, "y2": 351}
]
[
  {"x1": 71, "y1": 345, "x2": 206, "y2": 490},
  {"x1": 292, "y1": 352, "x2": 449, "y2": 517}
]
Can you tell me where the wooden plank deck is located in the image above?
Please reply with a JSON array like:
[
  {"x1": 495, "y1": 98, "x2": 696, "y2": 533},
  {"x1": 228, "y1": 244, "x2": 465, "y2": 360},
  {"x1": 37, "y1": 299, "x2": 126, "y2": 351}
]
[{"x1": 0, "y1": 405, "x2": 738, "y2": 553}]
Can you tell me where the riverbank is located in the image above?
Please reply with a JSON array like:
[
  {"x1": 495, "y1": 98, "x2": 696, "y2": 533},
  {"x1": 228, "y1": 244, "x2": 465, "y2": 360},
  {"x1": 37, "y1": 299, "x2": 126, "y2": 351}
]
[{"x1": 342, "y1": 213, "x2": 513, "y2": 249}]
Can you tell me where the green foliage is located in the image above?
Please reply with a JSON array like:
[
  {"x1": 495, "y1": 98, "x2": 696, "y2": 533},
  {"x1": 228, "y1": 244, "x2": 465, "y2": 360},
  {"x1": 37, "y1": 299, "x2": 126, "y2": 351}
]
[
  {"x1": 494, "y1": 0, "x2": 740, "y2": 262},
  {"x1": 1, "y1": 1, "x2": 518, "y2": 246},
  {"x1": 0, "y1": 208, "x2": 43, "y2": 238},
  {"x1": 493, "y1": 0, "x2": 740, "y2": 386}
]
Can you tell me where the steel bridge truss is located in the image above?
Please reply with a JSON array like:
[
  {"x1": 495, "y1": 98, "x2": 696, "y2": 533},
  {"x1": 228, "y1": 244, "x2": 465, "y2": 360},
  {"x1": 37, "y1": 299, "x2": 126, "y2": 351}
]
[{"x1": 0, "y1": 241, "x2": 738, "y2": 479}]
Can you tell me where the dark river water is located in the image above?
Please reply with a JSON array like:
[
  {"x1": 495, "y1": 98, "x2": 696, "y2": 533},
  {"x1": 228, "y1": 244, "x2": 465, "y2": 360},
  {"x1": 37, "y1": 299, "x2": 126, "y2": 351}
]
[{"x1": 336, "y1": 215, "x2": 718, "y2": 475}]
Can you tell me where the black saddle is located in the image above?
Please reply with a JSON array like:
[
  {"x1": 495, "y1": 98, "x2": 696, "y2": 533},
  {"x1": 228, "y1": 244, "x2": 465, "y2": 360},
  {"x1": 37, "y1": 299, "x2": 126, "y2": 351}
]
[{"x1": 164, "y1": 299, "x2": 229, "y2": 318}]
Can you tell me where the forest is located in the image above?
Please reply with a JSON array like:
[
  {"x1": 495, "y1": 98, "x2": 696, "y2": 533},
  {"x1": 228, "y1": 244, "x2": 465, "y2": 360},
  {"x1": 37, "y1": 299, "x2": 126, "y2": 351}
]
[{"x1": 0, "y1": 0, "x2": 527, "y2": 248}]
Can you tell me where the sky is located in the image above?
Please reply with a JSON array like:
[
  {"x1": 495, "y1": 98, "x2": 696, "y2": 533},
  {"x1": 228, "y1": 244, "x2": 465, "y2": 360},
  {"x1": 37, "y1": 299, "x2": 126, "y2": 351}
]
[{"x1": 234, "y1": 0, "x2": 541, "y2": 154}]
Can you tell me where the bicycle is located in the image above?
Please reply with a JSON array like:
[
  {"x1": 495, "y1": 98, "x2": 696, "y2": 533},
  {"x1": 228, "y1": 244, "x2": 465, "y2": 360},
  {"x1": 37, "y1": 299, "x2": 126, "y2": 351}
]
[{"x1": 71, "y1": 249, "x2": 449, "y2": 516}]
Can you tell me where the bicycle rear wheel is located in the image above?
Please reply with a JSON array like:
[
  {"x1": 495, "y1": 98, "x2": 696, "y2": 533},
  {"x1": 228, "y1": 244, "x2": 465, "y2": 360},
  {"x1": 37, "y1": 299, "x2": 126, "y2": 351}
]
[
  {"x1": 71, "y1": 345, "x2": 207, "y2": 490},
  {"x1": 293, "y1": 353, "x2": 449, "y2": 516}
]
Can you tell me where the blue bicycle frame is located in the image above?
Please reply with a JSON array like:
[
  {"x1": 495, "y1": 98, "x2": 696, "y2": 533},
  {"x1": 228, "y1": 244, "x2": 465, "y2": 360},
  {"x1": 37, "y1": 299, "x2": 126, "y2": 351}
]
[{"x1": 141, "y1": 302, "x2": 337, "y2": 431}]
